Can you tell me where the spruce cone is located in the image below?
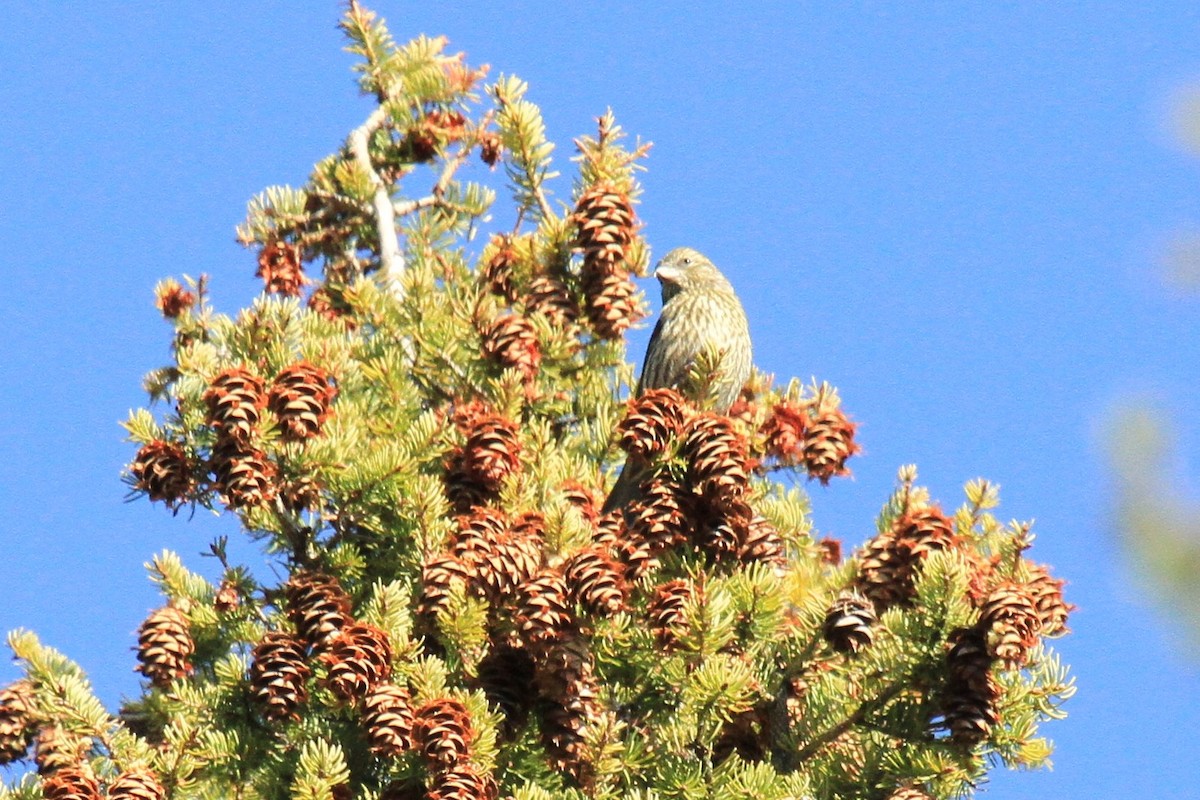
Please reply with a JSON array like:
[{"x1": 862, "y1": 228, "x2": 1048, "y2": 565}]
[
  {"x1": 478, "y1": 131, "x2": 503, "y2": 168},
  {"x1": 856, "y1": 506, "x2": 958, "y2": 609},
  {"x1": 445, "y1": 414, "x2": 521, "y2": 511},
  {"x1": 427, "y1": 763, "x2": 499, "y2": 800},
  {"x1": 572, "y1": 183, "x2": 637, "y2": 274},
  {"x1": 477, "y1": 532, "x2": 543, "y2": 602},
  {"x1": 155, "y1": 280, "x2": 195, "y2": 319},
  {"x1": 203, "y1": 368, "x2": 267, "y2": 441},
  {"x1": 626, "y1": 479, "x2": 691, "y2": 556},
  {"x1": 135, "y1": 606, "x2": 193, "y2": 687},
  {"x1": 802, "y1": 401, "x2": 860, "y2": 484},
  {"x1": 33, "y1": 726, "x2": 89, "y2": 775},
  {"x1": 308, "y1": 287, "x2": 356, "y2": 328},
  {"x1": 449, "y1": 509, "x2": 510, "y2": 567},
  {"x1": 362, "y1": 683, "x2": 415, "y2": 756},
  {"x1": 941, "y1": 627, "x2": 999, "y2": 744},
  {"x1": 480, "y1": 235, "x2": 520, "y2": 302},
  {"x1": 980, "y1": 581, "x2": 1041, "y2": 667},
  {"x1": 516, "y1": 571, "x2": 574, "y2": 650},
  {"x1": 681, "y1": 414, "x2": 750, "y2": 498},
  {"x1": 823, "y1": 591, "x2": 877, "y2": 653},
  {"x1": 256, "y1": 240, "x2": 306, "y2": 297},
  {"x1": 479, "y1": 314, "x2": 542, "y2": 383},
  {"x1": 413, "y1": 697, "x2": 475, "y2": 770},
  {"x1": 213, "y1": 581, "x2": 241, "y2": 613},
  {"x1": 130, "y1": 441, "x2": 194, "y2": 508},
  {"x1": 617, "y1": 388, "x2": 689, "y2": 461},
  {"x1": 284, "y1": 570, "x2": 352, "y2": 651},
  {"x1": 280, "y1": 473, "x2": 323, "y2": 513},
  {"x1": 0, "y1": 680, "x2": 33, "y2": 764},
  {"x1": 321, "y1": 623, "x2": 394, "y2": 703},
  {"x1": 760, "y1": 400, "x2": 808, "y2": 465},
  {"x1": 647, "y1": 579, "x2": 694, "y2": 648},
  {"x1": 107, "y1": 768, "x2": 166, "y2": 800},
  {"x1": 563, "y1": 547, "x2": 627, "y2": 616},
  {"x1": 40, "y1": 766, "x2": 100, "y2": 800},
  {"x1": 693, "y1": 490, "x2": 753, "y2": 561},
  {"x1": 268, "y1": 362, "x2": 337, "y2": 442},
  {"x1": 475, "y1": 643, "x2": 536, "y2": 735},
  {"x1": 581, "y1": 268, "x2": 643, "y2": 340},
  {"x1": 209, "y1": 438, "x2": 277, "y2": 509},
  {"x1": 738, "y1": 515, "x2": 786, "y2": 565},
  {"x1": 418, "y1": 555, "x2": 474, "y2": 621},
  {"x1": 540, "y1": 678, "x2": 603, "y2": 784},
  {"x1": 249, "y1": 632, "x2": 311, "y2": 722},
  {"x1": 1026, "y1": 563, "x2": 1072, "y2": 635},
  {"x1": 593, "y1": 510, "x2": 623, "y2": 548},
  {"x1": 895, "y1": 507, "x2": 957, "y2": 559},
  {"x1": 526, "y1": 275, "x2": 578, "y2": 325}
]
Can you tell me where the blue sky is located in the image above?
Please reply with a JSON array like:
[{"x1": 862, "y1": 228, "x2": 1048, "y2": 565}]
[{"x1": 2, "y1": 4, "x2": 1200, "y2": 797}]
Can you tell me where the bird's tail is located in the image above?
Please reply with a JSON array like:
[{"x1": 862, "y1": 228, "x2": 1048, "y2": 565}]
[{"x1": 601, "y1": 461, "x2": 647, "y2": 516}]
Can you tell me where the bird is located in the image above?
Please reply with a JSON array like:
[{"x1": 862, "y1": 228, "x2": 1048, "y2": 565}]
[{"x1": 602, "y1": 247, "x2": 752, "y2": 513}]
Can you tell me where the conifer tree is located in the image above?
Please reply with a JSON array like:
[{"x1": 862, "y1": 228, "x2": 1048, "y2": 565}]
[{"x1": 1, "y1": 5, "x2": 1075, "y2": 799}]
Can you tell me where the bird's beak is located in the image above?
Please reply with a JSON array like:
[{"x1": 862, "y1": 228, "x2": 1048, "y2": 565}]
[{"x1": 654, "y1": 264, "x2": 681, "y2": 286}]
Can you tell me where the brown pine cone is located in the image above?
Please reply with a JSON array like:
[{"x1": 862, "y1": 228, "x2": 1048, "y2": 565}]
[
  {"x1": 268, "y1": 362, "x2": 337, "y2": 442},
  {"x1": 616, "y1": 387, "x2": 689, "y2": 461},
  {"x1": 413, "y1": 697, "x2": 475, "y2": 771},
  {"x1": 647, "y1": 579, "x2": 694, "y2": 649},
  {"x1": 135, "y1": 606, "x2": 193, "y2": 687},
  {"x1": 130, "y1": 441, "x2": 194, "y2": 509},
  {"x1": 249, "y1": 632, "x2": 311, "y2": 722},
  {"x1": 203, "y1": 368, "x2": 267, "y2": 441},
  {"x1": 284, "y1": 570, "x2": 352, "y2": 652},
  {"x1": 822, "y1": 591, "x2": 877, "y2": 653},
  {"x1": 0, "y1": 680, "x2": 33, "y2": 764},
  {"x1": 40, "y1": 766, "x2": 100, "y2": 800},
  {"x1": 209, "y1": 437, "x2": 277, "y2": 510},
  {"x1": 256, "y1": 240, "x2": 306, "y2": 296},
  {"x1": 515, "y1": 571, "x2": 574, "y2": 650},
  {"x1": 479, "y1": 314, "x2": 541, "y2": 383},
  {"x1": 474, "y1": 643, "x2": 536, "y2": 736},
  {"x1": 802, "y1": 400, "x2": 860, "y2": 484},
  {"x1": 362, "y1": 683, "x2": 415, "y2": 756},
  {"x1": 563, "y1": 547, "x2": 627, "y2": 616},
  {"x1": 572, "y1": 183, "x2": 637, "y2": 275},
  {"x1": 321, "y1": 623, "x2": 394, "y2": 703},
  {"x1": 980, "y1": 581, "x2": 1041, "y2": 667},
  {"x1": 107, "y1": 768, "x2": 166, "y2": 800},
  {"x1": 526, "y1": 275, "x2": 579, "y2": 325},
  {"x1": 427, "y1": 763, "x2": 499, "y2": 800}
]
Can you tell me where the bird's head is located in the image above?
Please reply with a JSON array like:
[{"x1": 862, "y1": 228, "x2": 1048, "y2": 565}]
[{"x1": 654, "y1": 247, "x2": 732, "y2": 301}]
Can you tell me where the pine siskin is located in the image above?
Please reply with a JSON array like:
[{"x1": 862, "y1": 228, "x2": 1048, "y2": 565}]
[{"x1": 604, "y1": 247, "x2": 752, "y2": 512}]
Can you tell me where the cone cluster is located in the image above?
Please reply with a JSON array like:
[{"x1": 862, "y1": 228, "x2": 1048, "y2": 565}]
[
  {"x1": 757, "y1": 394, "x2": 860, "y2": 484},
  {"x1": 571, "y1": 182, "x2": 643, "y2": 339},
  {"x1": 199, "y1": 364, "x2": 335, "y2": 511}
]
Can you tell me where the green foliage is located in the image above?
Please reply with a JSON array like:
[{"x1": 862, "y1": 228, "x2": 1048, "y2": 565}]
[{"x1": 1, "y1": 5, "x2": 1074, "y2": 800}]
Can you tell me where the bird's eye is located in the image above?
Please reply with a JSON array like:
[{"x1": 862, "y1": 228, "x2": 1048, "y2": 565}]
[{"x1": 681, "y1": 257, "x2": 692, "y2": 266}]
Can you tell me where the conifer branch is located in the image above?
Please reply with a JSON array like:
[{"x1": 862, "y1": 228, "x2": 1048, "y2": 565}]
[
  {"x1": 348, "y1": 106, "x2": 403, "y2": 295},
  {"x1": 792, "y1": 681, "x2": 907, "y2": 764}
]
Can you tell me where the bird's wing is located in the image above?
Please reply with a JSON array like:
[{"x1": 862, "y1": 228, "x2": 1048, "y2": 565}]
[{"x1": 635, "y1": 303, "x2": 698, "y2": 395}]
